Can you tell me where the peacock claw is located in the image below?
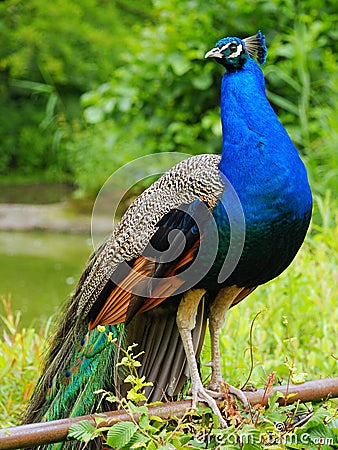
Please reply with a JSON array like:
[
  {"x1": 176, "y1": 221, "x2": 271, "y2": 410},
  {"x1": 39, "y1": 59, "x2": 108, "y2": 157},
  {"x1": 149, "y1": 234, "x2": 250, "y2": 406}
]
[
  {"x1": 207, "y1": 380, "x2": 249, "y2": 409},
  {"x1": 191, "y1": 382, "x2": 228, "y2": 428},
  {"x1": 228, "y1": 384, "x2": 249, "y2": 409}
]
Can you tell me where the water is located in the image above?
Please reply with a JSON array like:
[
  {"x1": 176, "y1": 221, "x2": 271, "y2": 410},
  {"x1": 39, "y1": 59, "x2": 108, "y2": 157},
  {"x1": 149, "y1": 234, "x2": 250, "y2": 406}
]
[{"x1": 0, "y1": 231, "x2": 94, "y2": 328}]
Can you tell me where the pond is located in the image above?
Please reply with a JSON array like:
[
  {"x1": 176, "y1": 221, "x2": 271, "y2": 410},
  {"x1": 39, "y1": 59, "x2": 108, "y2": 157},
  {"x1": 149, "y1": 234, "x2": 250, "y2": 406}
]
[{"x1": 0, "y1": 231, "x2": 95, "y2": 329}]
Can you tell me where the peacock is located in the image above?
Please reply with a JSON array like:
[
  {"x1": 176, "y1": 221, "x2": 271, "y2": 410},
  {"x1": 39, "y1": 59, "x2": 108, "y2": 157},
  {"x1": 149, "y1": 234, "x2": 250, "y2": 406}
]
[{"x1": 23, "y1": 30, "x2": 312, "y2": 447}]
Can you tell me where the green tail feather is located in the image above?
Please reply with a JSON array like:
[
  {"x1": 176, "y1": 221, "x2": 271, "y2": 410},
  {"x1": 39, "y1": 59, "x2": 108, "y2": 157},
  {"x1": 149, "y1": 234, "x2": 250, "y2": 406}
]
[
  {"x1": 24, "y1": 320, "x2": 123, "y2": 449},
  {"x1": 41, "y1": 325, "x2": 121, "y2": 421},
  {"x1": 23, "y1": 287, "x2": 125, "y2": 449},
  {"x1": 22, "y1": 250, "x2": 127, "y2": 448}
]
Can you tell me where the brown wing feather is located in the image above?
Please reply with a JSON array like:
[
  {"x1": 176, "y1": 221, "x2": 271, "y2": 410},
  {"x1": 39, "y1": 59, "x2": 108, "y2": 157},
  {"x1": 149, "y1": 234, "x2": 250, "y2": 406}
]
[
  {"x1": 137, "y1": 239, "x2": 200, "y2": 315},
  {"x1": 88, "y1": 257, "x2": 155, "y2": 329},
  {"x1": 88, "y1": 240, "x2": 199, "y2": 330}
]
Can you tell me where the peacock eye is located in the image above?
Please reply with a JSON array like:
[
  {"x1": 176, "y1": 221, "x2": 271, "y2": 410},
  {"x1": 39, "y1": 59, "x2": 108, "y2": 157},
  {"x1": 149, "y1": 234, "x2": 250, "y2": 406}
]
[{"x1": 229, "y1": 43, "x2": 238, "y2": 53}]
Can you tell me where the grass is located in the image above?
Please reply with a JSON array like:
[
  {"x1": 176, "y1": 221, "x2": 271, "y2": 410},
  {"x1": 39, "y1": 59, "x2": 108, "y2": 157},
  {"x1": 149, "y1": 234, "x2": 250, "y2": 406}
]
[
  {"x1": 0, "y1": 298, "x2": 52, "y2": 427},
  {"x1": 0, "y1": 193, "x2": 337, "y2": 446}
]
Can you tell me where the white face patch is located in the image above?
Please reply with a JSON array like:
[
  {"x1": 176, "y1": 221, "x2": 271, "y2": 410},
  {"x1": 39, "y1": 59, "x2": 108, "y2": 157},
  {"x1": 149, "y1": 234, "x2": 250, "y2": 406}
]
[{"x1": 219, "y1": 42, "x2": 243, "y2": 59}]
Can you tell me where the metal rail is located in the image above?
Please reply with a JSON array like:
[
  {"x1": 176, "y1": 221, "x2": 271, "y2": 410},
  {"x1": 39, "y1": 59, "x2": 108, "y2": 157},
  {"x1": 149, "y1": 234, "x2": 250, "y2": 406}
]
[{"x1": 1, "y1": 377, "x2": 337, "y2": 449}]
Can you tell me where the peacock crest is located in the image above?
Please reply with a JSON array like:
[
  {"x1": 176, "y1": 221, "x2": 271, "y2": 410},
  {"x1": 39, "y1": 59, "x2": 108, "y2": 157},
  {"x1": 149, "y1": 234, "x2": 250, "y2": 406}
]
[
  {"x1": 205, "y1": 30, "x2": 267, "y2": 70},
  {"x1": 243, "y1": 30, "x2": 267, "y2": 65}
]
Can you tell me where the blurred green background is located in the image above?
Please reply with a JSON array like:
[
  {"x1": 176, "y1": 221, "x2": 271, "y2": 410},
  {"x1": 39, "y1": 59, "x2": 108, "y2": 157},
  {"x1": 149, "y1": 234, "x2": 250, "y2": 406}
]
[{"x1": 1, "y1": 0, "x2": 337, "y2": 197}]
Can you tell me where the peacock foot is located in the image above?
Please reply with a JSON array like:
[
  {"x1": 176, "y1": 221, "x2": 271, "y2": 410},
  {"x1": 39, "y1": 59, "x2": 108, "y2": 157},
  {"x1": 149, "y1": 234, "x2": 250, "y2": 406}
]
[
  {"x1": 191, "y1": 379, "x2": 228, "y2": 428},
  {"x1": 207, "y1": 379, "x2": 249, "y2": 409}
]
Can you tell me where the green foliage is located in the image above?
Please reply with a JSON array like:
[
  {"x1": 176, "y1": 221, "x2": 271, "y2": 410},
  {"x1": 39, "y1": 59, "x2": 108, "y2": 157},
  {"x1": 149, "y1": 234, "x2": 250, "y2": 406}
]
[
  {"x1": 0, "y1": 0, "x2": 152, "y2": 180},
  {"x1": 1, "y1": 0, "x2": 336, "y2": 196},
  {"x1": 0, "y1": 95, "x2": 67, "y2": 178},
  {"x1": 264, "y1": 12, "x2": 338, "y2": 196},
  {"x1": 106, "y1": 422, "x2": 138, "y2": 448},
  {"x1": 67, "y1": 342, "x2": 338, "y2": 449},
  {"x1": 0, "y1": 0, "x2": 148, "y2": 88},
  {"x1": 68, "y1": 0, "x2": 338, "y2": 196},
  {"x1": 68, "y1": 420, "x2": 97, "y2": 443},
  {"x1": 0, "y1": 298, "x2": 50, "y2": 427}
]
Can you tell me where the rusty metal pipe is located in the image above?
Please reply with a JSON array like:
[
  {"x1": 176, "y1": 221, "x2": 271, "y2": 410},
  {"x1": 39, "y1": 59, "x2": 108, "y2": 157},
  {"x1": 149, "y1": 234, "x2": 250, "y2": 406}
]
[{"x1": 1, "y1": 377, "x2": 337, "y2": 449}]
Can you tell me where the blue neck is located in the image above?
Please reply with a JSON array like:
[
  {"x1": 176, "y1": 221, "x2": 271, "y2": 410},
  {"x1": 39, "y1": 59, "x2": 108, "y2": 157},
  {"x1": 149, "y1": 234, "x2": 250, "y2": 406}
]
[{"x1": 218, "y1": 57, "x2": 311, "y2": 219}]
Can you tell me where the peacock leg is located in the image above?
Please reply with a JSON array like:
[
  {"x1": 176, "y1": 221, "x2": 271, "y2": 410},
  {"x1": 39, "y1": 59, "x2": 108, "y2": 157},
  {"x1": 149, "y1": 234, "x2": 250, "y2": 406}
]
[
  {"x1": 176, "y1": 288, "x2": 227, "y2": 428},
  {"x1": 208, "y1": 287, "x2": 249, "y2": 408}
]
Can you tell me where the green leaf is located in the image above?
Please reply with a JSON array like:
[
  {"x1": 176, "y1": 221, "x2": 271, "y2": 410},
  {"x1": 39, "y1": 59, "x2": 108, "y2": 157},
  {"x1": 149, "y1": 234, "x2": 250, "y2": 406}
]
[
  {"x1": 138, "y1": 412, "x2": 149, "y2": 429},
  {"x1": 146, "y1": 441, "x2": 157, "y2": 450},
  {"x1": 301, "y1": 408, "x2": 330, "y2": 431},
  {"x1": 107, "y1": 422, "x2": 137, "y2": 448},
  {"x1": 329, "y1": 418, "x2": 338, "y2": 429},
  {"x1": 128, "y1": 402, "x2": 148, "y2": 415},
  {"x1": 124, "y1": 374, "x2": 137, "y2": 384},
  {"x1": 94, "y1": 416, "x2": 107, "y2": 425},
  {"x1": 123, "y1": 431, "x2": 148, "y2": 449},
  {"x1": 267, "y1": 390, "x2": 285, "y2": 410},
  {"x1": 149, "y1": 415, "x2": 164, "y2": 423},
  {"x1": 267, "y1": 91, "x2": 299, "y2": 115},
  {"x1": 174, "y1": 434, "x2": 193, "y2": 446},
  {"x1": 168, "y1": 53, "x2": 191, "y2": 76},
  {"x1": 68, "y1": 420, "x2": 96, "y2": 442},
  {"x1": 295, "y1": 423, "x2": 337, "y2": 449},
  {"x1": 127, "y1": 388, "x2": 147, "y2": 403},
  {"x1": 10, "y1": 79, "x2": 54, "y2": 94},
  {"x1": 84, "y1": 106, "x2": 105, "y2": 124}
]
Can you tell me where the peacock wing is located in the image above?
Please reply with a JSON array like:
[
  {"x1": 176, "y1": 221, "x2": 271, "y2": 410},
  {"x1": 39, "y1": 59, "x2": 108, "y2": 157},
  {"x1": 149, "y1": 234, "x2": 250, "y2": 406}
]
[{"x1": 75, "y1": 154, "x2": 223, "y2": 321}]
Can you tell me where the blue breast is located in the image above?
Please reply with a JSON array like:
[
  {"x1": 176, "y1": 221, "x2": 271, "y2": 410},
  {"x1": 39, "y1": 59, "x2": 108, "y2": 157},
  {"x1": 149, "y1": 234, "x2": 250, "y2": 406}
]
[{"x1": 200, "y1": 57, "x2": 312, "y2": 288}]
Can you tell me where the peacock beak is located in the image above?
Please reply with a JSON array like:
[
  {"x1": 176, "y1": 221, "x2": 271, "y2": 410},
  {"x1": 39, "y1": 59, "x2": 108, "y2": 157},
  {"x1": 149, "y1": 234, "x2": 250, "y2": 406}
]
[{"x1": 205, "y1": 47, "x2": 223, "y2": 59}]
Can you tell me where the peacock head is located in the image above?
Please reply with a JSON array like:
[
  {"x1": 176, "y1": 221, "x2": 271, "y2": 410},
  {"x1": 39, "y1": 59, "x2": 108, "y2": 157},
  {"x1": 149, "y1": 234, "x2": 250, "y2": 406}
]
[{"x1": 205, "y1": 30, "x2": 267, "y2": 71}]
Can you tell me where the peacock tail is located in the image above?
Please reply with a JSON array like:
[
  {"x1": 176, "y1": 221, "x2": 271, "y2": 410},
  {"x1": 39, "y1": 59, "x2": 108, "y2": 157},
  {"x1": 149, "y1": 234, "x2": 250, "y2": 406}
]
[
  {"x1": 22, "y1": 154, "x2": 221, "y2": 448},
  {"x1": 23, "y1": 253, "x2": 124, "y2": 424}
]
